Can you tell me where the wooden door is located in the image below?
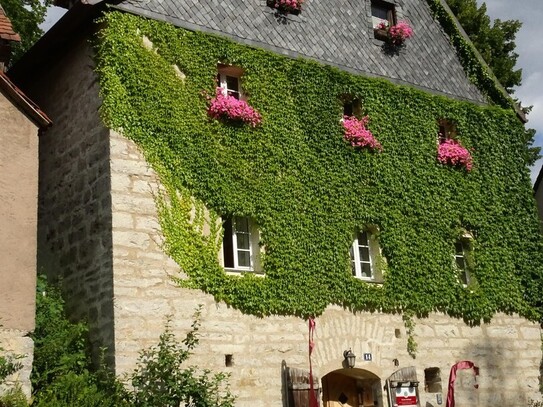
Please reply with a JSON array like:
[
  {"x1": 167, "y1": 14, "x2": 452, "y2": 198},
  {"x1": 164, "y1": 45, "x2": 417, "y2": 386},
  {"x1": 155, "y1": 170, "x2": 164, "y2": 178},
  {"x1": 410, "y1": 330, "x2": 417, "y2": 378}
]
[{"x1": 323, "y1": 372, "x2": 358, "y2": 407}]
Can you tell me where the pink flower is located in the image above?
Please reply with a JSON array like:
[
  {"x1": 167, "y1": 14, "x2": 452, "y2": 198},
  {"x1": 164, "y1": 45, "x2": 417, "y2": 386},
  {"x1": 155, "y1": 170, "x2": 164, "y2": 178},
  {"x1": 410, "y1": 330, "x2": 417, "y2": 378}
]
[
  {"x1": 342, "y1": 116, "x2": 382, "y2": 151},
  {"x1": 208, "y1": 88, "x2": 262, "y2": 127},
  {"x1": 379, "y1": 20, "x2": 414, "y2": 46},
  {"x1": 273, "y1": 0, "x2": 303, "y2": 13},
  {"x1": 437, "y1": 139, "x2": 473, "y2": 171}
]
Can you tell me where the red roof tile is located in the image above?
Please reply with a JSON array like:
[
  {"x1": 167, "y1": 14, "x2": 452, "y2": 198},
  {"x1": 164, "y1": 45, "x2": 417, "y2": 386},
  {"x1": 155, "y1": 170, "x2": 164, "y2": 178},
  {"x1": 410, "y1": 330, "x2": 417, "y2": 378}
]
[
  {"x1": 0, "y1": 6, "x2": 21, "y2": 42},
  {"x1": 0, "y1": 71, "x2": 52, "y2": 128}
]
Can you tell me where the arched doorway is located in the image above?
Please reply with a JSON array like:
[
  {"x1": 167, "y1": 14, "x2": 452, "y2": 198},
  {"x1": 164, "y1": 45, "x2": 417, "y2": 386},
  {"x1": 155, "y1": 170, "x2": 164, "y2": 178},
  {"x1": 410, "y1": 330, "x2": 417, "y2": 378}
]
[{"x1": 322, "y1": 368, "x2": 383, "y2": 407}]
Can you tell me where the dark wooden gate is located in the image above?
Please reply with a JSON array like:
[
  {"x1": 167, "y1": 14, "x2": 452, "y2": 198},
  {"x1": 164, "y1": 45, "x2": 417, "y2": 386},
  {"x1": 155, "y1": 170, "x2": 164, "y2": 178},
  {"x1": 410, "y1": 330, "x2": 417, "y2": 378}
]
[{"x1": 287, "y1": 367, "x2": 320, "y2": 407}]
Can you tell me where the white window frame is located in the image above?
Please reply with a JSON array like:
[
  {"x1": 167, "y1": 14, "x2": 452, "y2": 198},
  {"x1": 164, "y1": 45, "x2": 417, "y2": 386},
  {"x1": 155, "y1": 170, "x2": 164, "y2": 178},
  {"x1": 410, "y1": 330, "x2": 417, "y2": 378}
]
[
  {"x1": 217, "y1": 65, "x2": 244, "y2": 100},
  {"x1": 351, "y1": 229, "x2": 379, "y2": 281},
  {"x1": 454, "y1": 232, "x2": 473, "y2": 286},
  {"x1": 222, "y1": 216, "x2": 261, "y2": 273}
]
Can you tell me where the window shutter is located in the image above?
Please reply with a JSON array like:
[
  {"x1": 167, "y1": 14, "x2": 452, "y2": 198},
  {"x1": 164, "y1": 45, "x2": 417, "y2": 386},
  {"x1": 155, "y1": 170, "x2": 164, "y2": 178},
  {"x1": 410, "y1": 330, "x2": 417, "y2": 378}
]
[{"x1": 223, "y1": 217, "x2": 234, "y2": 268}]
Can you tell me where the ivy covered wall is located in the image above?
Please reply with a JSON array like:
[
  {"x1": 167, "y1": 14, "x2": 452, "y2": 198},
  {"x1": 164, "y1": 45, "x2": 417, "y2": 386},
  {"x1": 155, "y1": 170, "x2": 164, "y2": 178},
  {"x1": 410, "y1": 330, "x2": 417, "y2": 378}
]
[{"x1": 95, "y1": 11, "x2": 543, "y2": 324}]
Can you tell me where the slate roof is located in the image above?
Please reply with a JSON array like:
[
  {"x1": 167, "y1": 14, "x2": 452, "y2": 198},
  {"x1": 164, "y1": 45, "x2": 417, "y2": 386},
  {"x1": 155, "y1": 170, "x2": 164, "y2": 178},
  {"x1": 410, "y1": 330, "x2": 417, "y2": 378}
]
[
  {"x1": 0, "y1": 6, "x2": 21, "y2": 42},
  {"x1": 115, "y1": 0, "x2": 485, "y2": 104}
]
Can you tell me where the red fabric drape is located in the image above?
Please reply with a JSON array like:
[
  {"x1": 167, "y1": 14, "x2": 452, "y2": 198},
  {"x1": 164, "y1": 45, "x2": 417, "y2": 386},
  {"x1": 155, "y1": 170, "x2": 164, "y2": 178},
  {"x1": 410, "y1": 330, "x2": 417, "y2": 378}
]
[
  {"x1": 445, "y1": 360, "x2": 479, "y2": 407},
  {"x1": 308, "y1": 318, "x2": 319, "y2": 407}
]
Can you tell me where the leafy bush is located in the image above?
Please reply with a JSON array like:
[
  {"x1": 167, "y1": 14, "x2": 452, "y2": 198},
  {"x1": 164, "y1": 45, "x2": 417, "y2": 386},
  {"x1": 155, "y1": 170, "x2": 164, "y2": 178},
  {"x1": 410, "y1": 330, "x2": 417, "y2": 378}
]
[
  {"x1": 128, "y1": 308, "x2": 235, "y2": 407},
  {"x1": 0, "y1": 348, "x2": 23, "y2": 386},
  {"x1": 0, "y1": 385, "x2": 27, "y2": 407},
  {"x1": 29, "y1": 276, "x2": 234, "y2": 406}
]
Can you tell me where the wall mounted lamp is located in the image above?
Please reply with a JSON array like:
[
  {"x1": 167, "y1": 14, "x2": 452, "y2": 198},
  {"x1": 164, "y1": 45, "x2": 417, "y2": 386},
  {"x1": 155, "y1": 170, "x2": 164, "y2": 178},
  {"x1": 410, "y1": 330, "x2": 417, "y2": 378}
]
[{"x1": 343, "y1": 349, "x2": 356, "y2": 369}]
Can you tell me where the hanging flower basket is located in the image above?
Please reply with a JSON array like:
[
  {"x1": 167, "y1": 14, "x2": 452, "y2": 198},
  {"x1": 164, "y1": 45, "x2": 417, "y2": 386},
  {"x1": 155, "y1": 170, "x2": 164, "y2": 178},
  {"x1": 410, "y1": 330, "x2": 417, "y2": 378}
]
[
  {"x1": 342, "y1": 116, "x2": 382, "y2": 151},
  {"x1": 437, "y1": 139, "x2": 473, "y2": 171},
  {"x1": 208, "y1": 88, "x2": 262, "y2": 127},
  {"x1": 376, "y1": 20, "x2": 414, "y2": 47},
  {"x1": 267, "y1": 0, "x2": 304, "y2": 15}
]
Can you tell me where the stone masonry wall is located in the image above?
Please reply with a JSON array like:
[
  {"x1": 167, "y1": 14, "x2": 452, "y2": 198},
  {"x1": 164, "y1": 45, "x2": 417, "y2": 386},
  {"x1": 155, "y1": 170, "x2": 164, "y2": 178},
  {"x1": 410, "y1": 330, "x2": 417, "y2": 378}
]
[
  {"x1": 24, "y1": 37, "x2": 116, "y2": 364},
  {"x1": 111, "y1": 133, "x2": 542, "y2": 407},
  {"x1": 0, "y1": 329, "x2": 33, "y2": 398}
]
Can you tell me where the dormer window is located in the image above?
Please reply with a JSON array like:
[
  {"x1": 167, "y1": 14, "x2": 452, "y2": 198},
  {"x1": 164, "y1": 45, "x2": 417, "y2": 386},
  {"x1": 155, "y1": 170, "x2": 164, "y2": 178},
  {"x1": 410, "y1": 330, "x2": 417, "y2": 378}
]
[
  {"x1": 371, "y1": 0, "x2": 395, "y2": 40},
  {"x1": 222, "y1": 216, "x2": 261, "y2": 272},
  {"x1": 217, "y1": 65, "x2": 244, "y2": 100},
  {"x1": 350, "y1": 227, "x2": 382, "y2": 282}
]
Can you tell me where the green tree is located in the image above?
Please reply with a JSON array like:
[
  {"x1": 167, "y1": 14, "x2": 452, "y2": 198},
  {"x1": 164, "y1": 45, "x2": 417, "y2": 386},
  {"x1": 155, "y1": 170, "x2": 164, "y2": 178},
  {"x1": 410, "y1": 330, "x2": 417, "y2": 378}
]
[
  {"x1": 445, "y1": 0, "x2": 522, "y2": 92},
  {"x1": 0, "y1": 0, "x2": 51, "y2": 63}
]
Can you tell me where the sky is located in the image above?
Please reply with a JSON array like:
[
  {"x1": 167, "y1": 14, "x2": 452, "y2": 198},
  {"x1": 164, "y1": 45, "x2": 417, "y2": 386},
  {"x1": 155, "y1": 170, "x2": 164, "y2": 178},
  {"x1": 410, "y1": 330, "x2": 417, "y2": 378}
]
[{"x1": 42, "y1": 1, "x2": 543, "y2": 183}]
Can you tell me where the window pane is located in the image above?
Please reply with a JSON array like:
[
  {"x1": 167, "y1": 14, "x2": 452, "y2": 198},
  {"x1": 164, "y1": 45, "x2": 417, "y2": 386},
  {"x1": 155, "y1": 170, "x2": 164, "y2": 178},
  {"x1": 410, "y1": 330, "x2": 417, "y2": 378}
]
[
  {"x1": 456, "y1": 256, "x2": 466, "y2": 271},
  {"x1": 238, "y1": 251, "x2": 251, "y2": 268},
  {"x1": 344, "y1": 103, "x2": 353, "y2": 117},
  {"x1": 359, "y1": 247, "x2": 370, "y2": 261},
  {"x1": 235, "y1": 217, "x2": 249, "y2": 233},
  {"x1": 371, "y1": 5, "x2": 388, "y2": 20},
  {"x1": 236, "y1": 232, "x2": 250, "y2": 250},
  {"x1": 358, "y1": 231, "x2": 369, "y2": 245},
  {"x1": 226, "y1": 75, "x2": 240, "y2": 99},
  {"x1": 361, "y1": 263, "x2": 372, "y2": 278},
  {"x1": 455, "y1": 241, "x2": 464, "y2": 255}
]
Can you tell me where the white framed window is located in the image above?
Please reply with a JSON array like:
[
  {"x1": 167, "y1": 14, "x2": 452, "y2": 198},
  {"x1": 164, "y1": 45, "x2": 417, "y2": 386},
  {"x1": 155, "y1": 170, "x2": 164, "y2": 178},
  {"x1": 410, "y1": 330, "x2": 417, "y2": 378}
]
[
  {"x1": 454, "y1": 237, "x2": 471, "y2": 285},
  {"x1": 350, "y1": 229, "x2": 381, "y2": 281},
  {"x1": 217, "y1": 65, "x2": 244, "y2": 100},
  {"x1": 222, "y1": 216, "x2": 261, "y2": 272}
]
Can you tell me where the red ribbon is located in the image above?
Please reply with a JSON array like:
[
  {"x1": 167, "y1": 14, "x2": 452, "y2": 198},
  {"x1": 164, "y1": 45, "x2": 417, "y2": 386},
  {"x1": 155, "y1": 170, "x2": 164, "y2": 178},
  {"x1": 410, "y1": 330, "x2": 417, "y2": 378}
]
[
  {"x1": 309, "y1": 318, "x2": 319, "y2": 407},
  {"x1": 446, "y1": 360, "x2": 479, "y2": 407}
]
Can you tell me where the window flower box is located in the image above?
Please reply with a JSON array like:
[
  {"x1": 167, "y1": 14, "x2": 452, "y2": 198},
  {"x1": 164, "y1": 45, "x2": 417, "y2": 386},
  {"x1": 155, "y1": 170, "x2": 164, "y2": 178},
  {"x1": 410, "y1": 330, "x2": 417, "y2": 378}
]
[
  {"x1": 267, "y1": 0, "x2": 304, "y2": 15},
  {"x1": 376, "y1": 20, "x2": 414, "y2": 47},
  {"x1": 437, "y1": 139, "x2": 473, "y2": 171},
  {"x1": 343, "y1": 116, "x2": 382, "y2": 151},
  {"x1": 208, "y1": 88, "x2": 262, "y2": 127}
]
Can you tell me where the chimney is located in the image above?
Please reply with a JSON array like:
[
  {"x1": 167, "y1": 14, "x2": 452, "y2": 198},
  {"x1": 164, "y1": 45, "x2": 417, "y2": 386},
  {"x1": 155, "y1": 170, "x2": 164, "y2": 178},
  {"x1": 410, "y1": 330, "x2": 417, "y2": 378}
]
[{"x1": 0, "y1": 6, "x2": 21, "y2": 72}]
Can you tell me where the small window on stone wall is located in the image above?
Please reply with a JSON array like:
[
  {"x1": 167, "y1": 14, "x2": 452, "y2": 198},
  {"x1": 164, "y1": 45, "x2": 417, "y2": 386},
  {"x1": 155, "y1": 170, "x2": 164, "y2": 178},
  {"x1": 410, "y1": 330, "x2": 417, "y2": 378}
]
[{"x1": 424, "y1": 367, "x2": 442, "y2": 393}]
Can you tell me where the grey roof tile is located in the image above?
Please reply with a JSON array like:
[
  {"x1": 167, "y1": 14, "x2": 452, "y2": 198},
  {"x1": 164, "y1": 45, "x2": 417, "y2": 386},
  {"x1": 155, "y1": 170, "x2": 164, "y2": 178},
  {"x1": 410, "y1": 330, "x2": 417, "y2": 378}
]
[{"x1": 116, "y1": 0, "x2": 485, "y2": 103}]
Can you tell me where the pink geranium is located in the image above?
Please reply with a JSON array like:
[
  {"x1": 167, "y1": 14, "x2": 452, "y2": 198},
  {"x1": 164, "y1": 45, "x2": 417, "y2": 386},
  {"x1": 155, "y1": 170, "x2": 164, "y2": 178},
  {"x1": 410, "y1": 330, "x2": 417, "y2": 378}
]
[
  {"x1": 377, "y1": 20, "x2": 414, "y2": 46},
  {"x1": 208, "y1": 88, "x2": 262, "y2": 127},
  {"x1": 272, "y1": 0, "x2": 304, "y2": 13},
  {"x1": 437, "y1": 139, "x2": 473, "y2": 171},
  {"x1": 342, "y1": 116, "x2": 382, "y2": 151}
]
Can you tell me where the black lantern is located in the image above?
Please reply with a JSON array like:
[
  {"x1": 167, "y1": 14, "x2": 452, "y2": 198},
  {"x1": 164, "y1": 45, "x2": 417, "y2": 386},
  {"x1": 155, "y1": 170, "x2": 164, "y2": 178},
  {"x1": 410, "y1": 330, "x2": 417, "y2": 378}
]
[{"x1": 343, "y1": 349, "x2": 356, "y2": 368}]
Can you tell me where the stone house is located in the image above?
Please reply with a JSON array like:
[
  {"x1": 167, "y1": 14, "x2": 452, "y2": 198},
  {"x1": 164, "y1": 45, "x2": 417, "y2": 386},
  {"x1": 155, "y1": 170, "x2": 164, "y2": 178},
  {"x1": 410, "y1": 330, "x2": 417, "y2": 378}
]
[
  {"x1": 0, "y1": 6, "x2": 51, "y2": 396},
  {"x1": 9, "y1": 0, "x2": 543, "y2": 406}
]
